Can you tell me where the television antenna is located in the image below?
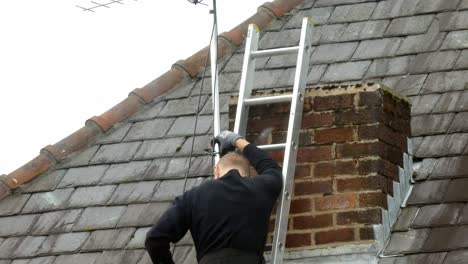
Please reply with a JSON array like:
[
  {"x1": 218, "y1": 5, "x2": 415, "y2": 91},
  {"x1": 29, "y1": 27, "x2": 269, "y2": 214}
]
[{"x1": 76, "y1": 0, "x2": 137, "y2": 12}]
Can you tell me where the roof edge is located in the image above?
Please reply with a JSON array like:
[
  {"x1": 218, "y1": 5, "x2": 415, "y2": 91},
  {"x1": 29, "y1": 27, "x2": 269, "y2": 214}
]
[{"x1": 0, "y1": 0, "x2": 304, "y2": 200}]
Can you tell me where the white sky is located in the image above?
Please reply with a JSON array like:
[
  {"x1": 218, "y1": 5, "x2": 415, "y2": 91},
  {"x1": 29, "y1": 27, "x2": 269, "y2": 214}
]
[{"x1": 0, "y1": 0, "x2": 265, "y2": 174}]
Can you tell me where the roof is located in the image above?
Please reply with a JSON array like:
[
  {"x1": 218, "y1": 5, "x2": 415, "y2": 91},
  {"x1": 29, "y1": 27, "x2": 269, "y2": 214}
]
[{"x1": 1, "y1": 0, "x2": 468, "y2": 263}]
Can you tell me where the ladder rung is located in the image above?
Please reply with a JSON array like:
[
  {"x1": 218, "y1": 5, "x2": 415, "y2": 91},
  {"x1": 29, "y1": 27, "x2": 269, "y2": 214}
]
[
  {"x1": 258, "y1": 143, "x2": 286, "y2": 151},
  {"x1": 251, "y1": 46, "x2": 299, "y2": 59},
  {"x1": 244, "y1": 95, "x2": 293, "y2": 106}
]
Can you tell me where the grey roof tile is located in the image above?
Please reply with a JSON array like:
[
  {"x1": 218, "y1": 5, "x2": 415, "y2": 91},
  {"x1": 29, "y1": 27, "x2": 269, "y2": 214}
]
[
  {"x1": 411, "y1": 203, "x2": 464, "y2": 228},
  {"x1": 126, "y1": 227, "x2": 150, "y2": 249},
  {"x1": 380, "y1": 253, "x2": 447, "y2": 264},
  {"x1": 438, "y1": 11, "x2": 468, "y2": 31},
  {"x1": 385, "y1": 15, "x2": 434, "y2": 37},
  {"x1": 58, "y1": 165, "x2": 108, "y2": 188},
  {"x1": 322, "y1": 61, "x2": 371, "y2": 82},
  {"x1": 177, "y1": 135, "x2": 212, "y2": 156},
  {"x1": 462, "y1": 0, "x2": 468, "y2": 9},
  {"x1": 455, "y1": 50, "x2": 468, "y2": 70},
  {"x1": 31, "y1": 209, "x2": 82, "y2": 236},
  {"x1": 166, "y1": 115, "x2": 212, "y2": 137},
  {"x1": 409, "y1": 51, "x2": 460, "y2": 74},
  {"x1": 200, "y1": 94, "x2": 231, "y2": 115},
  {"x1": 433, "y1": 91, "x2": 468, "y2": 113},
  {"x1": 0, "y1": 261, "x2": 11, "y2": 264},
  {"x1": 266, "y1": 47, "x2": 316, "y2": 68},
  {"x1": 59, "y1": 145, "x2": 100, "y2": 169},
  {"x1": 48, "y1": 232, "x2": 90, "y2": 254},
  {"x1": 411, "y1": 113, "x2": 455, "y2": 136},
  {"x1": 407, "y1": 179, "x2": 450, "y2": 205},
  {"x1": 307, "y1": 64, "x2": 328, "y2": 84},
  {"x1": 52, "y1": 253, "x2": 101, "y2": 264},
  {"x1": 97, "y1": 123, "x2": 132, "y2": 144},
  {"x1": 82, "y1": 228, "x2": 135, "y2": 251},
  {"x1": 259, "y1": 29, "x2": 300, "y2": 49},
  {"x1": 21, "y1": 170, "x2": 66, "y2": 193},
  {"x1": 442, "y1": 30, "x2": 468, "y2": 50},
  {"x1": 449, "y1": 112, "x2": 468, "y2": 133},
  {"x1": 107, "y1": 181, "x2": 159, "y2": 205},
  {"x1": 353, "y1": 38, "x2": 402, "y2": 60},
  {"x1": 100, "y1": 161, "x2": 151, "y2": 184},
  {"x1": 133, "y1": 137, "x2": 186, "y2": 160},
  {"x1": 365, "y1": 56, "x2": 414, "y2": 78},
  {"x1": 414, "y1": 158, "x2": 436, "y2": 181},
  {"x1": 372, "y1": 0, "x2": 419, "y2": 19},
  {"x1": 384, "y1": 229, "x2": 430, "y2": 254},
  {"x1": 195, "y1": 73, "x2": 241, "y2": 94},
  {"x1": 416, "y1": 134, "x2": 468, "y2": 157},
  {"x1": 67, "y1": 185, "x2": 116, "y2": 208},
  {"x1": 173, "y1": 246, "x2": 193, "y2": 263},
  {"x1": 124, "y1": 118, "x2": 174, "y2": 141},
  {"x1": 444, "y1": 178, "x2": 468, "y2": 202},
  {"x1": 396, "y1": 20, "x2": 446, "y2": 55},
  {"x1": 96, "y1": 250, "x2": 144, "y2": 264},
  {"x1": 412, "y1": 136, "x2": 424, "y2": 154},
  {"x1": 22, "y1": 188, "x2": 74, "y2": 213},
  {"x1": 311, "y1": 42, "x2": 358, "y2": 64},
  {"x1": 253, "y1": 68, "x2": 296, "y2": 90},
  {"x1": 314, "y1": 0, "x2": 376, "y2": 7},
  {"x1": 162, "y1": 79, "x2": 195, "y2": 100},
  {"x1": 129, "y1": 101, "x2": 167, "y2": 122},
  {"x1": 411, "y1": 94, "x2": 442, "y2": 115},
  {"x1": 444, "y1": 250, "x2": 468, "y2": 263},
  {"x1": 318, "y1": 24, "x2": 347, "y2": 44},
  {"x1": 13, "y1": 236, "x2": 47, "y2": 258},
  {"x1": 381, "y1": 74, "x2": 426, "y2": 96},
  {"x1": 90, "y1": 142, "x2": 142, "y2": 164},
  {"x1": 21, "y1": 257, "x2": 55, "y2": 264},
  {"x1": 429, "y1": 156, "x2": 468, "y2": 179},
  {"x1": 424, "y1": 226, "x2": 468, "y2": 251},
  {"x1": 421, "y1": 71, "x2": 468, "y2": 94},
  {"x1": 187, "y1": 155, "x2": 212, "y2": 177},
  {"x1": 459, "y1": 203, "x2": 468, "y2": 224},
  {"x1": 117, "y1": 202, "x2": 171, "y2": 227},
  {"x1": 0, "y1": 237, "x2": 24, "y2": 258},
  {"x1": 222, "y1": 53, "x2": 267, "y2": 73},
  {"x1": 392, "y1": 206, "x2": 419, "y2": 231},
  {"x1": 0, "y1": 193, "x2": 30, "y2": 216},
  {"x1": 73, "y1": 206, "x2": 126, "y2": 231},
  {"x1": 159, "y1": 96, "x2": 209, "y2": 117},
  {"x1": 415, "y1": 0, "x2": 462, "y2": 14},
  {"x1": 285, "y1": 7, "x2": 333, "y2": 28},
  {"x1": 329, "y1": 3, "x2": 376, "y2": 23},
  {"x1": 0, "y1": 214, "x2": 38, "y2": 236},
  {"x1": 341, "y1": 20, "x2": 389, "y2": 42},
  {"x1": 152, "y1": 178, "x2": 205, "y2": 202}
]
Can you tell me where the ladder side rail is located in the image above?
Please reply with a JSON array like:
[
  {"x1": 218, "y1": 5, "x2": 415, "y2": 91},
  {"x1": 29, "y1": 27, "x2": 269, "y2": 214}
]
[
  {"x1": 233, "y1": 24, "x2": 260, "y2": 136},
  {"x1": 271, "y1": 17, "x2": 314, "y2": 264}
]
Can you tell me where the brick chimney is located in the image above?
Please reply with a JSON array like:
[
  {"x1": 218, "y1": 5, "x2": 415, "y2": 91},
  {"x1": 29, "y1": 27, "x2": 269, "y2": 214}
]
[{"x1": 229, "y1": 83, "x2": 413, "y2": 262}]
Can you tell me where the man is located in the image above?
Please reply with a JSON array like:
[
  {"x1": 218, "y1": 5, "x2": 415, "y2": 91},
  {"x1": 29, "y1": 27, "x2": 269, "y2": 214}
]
[{"x1": 145, "y1": 130, "x2": 282, "y2": 264}]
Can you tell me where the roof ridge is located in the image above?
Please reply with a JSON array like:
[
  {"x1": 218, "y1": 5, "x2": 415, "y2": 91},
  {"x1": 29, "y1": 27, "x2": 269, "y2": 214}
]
[{"x1": 0, "y1": 0, "x2": 305, "y2": 200}]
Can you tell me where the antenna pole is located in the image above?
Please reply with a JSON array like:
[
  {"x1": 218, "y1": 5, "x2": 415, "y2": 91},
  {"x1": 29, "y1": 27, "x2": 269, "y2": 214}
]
[{"x1": 210, "y1": 0, "x2": 221, "y2": 164}]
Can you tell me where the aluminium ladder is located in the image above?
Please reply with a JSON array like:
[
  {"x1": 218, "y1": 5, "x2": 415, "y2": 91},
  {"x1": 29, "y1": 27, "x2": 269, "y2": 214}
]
[{"x1": 233, "y1": 17, "x2": 314, "y2": 264}]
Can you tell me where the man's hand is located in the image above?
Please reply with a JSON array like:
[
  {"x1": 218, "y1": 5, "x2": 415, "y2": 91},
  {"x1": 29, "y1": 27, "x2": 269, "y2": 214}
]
[{"x1": 213, "y1": 130, "x2": 243, "y2": 156}]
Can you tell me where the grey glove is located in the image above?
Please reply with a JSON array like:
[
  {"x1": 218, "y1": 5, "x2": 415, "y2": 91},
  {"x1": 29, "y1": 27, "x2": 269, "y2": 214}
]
[{"x1": 213, "y1": 130, "x2": 243, "y2": 156}]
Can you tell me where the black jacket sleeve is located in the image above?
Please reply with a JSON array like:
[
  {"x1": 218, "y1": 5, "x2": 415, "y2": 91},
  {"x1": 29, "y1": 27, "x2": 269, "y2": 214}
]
[
  {"x1": 243, "y1": 143, "x2": 283, "y2": 196},
  {"x1": 145, "y1": 192, "x2": 191, "y2": 264}
]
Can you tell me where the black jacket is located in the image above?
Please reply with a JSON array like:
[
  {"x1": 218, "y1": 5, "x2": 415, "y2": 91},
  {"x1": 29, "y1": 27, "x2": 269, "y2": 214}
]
[{"x1": 145, "y1": 144, "x2": 282, "y2": 263}]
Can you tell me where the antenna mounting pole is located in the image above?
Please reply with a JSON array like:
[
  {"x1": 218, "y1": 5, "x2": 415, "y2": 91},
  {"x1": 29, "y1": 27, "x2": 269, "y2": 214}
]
[{"x1": 210, "y1": 0, "x2": 221, "y2": 164}]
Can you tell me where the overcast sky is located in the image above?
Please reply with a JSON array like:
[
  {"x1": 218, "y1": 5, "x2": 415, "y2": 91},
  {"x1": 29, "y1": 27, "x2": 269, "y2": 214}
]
[{"x1": 0, "y1": 0, "x2": 265, "y2": 174}]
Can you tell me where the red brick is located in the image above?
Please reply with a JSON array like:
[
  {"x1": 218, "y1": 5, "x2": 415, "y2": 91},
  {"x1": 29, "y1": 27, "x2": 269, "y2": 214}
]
[
  {"x1": 290, "y1": 198, "x2": 313, "y2": 214},
  {"x1": 315, "y1": 228, "x2": 355, "y2": 245},
  {"x1": 313, "y1": 94, "x2": 354, "y2": 111},
  {"x1": 359, "y1": 192, "x2": 388, "y2": 209},
  {"x1": 268, "y1": 218, "x2": 276, "y2": 232},
  {"x1": 293, "y1": 214, "x2": 333, "y2": 229},
  {"x1": 297, "y1": 146, "x2": 333, "y2": 163},
  {"x1": 381, "y1": 143, "x2": 404, "y2": 167},
  {"x1": 286, "y1": 233, "x2": 311, "y2": 248},
  {"x1": 358, "y1": 159, "x2": 399, "y2": 180},
  {"x1": 247, "y1": 116, "x2": 289, "y2": 133},
  {"x1": 295, "y1": 164, "x2": 312, "y2": 179},
  {"x1": 295, "y1": 181, "x2": 333, "y2": 196},
  {"x1": 359, "y1": 226, "x2": 375, "y2": 240},
  {"x1": 336, "y1": 208, "x2": 382, "y2": 225},
  {"x1": 336, "y1": 108, "x2": 381, "y2": 126},
  {"x1": 335, "y1": 160, "x2": 358, "y2": 175},
  {"x1": 270, "y1": 150, "x2": 285, "y2": 162},
  {"x1": 315, "y1": 194, "x2": 358, "y2": 211},
  {"x1": 336, "y1": 142, "x2": 383, "y2": 159},
  {"x1": 358, "y1": 124, "x2": 407, "y2": 151},
  {"x1": 336, "y1": 175, "x2": 387, "y2": 193},
  {"x1": 302, "y1": 112, "x2": 335, "y2": 129},
  {"x1": 314, "y1": 162, "x2": 335, "y2": 178},
  {"x1": 315, "y1": 127, "x2": 355, "y2": 144},
  {"x1": 359, "y1": 91, "x2": 382, "y2": 107}
]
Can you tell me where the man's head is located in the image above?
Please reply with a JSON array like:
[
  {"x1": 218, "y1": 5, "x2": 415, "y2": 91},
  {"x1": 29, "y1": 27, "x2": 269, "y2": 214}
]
[{"x1": 214, "y1": 153, "x2": 250, "y2": 179}]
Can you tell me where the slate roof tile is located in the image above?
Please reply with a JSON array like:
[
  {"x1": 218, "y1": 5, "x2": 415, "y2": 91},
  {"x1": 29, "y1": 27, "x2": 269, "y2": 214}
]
[
  {"x1": 379, "y1": 252, "x2": 447, "y2": 264},
  {"x1": 352, "y1": 38, "x2": 402, "y2": 60},
  {"x1": 0, "y1": 193, "x2": 30, "y2": 216},
  {"x1": 21, "y1": 170, "x2": 66, "y2": 193},
  {"x1": 59, "y1": 145, "x2": 100, "y2": 169},
  {"x1": 438, "y1": 11, "x2": 468, "y2": 31},
  {"x1": 0, "y1": 237, "x2": 24, "y2": 258},
  {"x1": 444, "y1": 178, "x2": 468, "y2": 202},
  {"x1": 266, "y1": 48, "x2": 316, "y2": 68},
  {"x1": 384, "y1": 229, "x2": 430, "y2": 254},
  {"x1": 414, "y1": 158, "x2": 436, "y2": 181},
  {"x1": 31, "y1": 209, "x2": 82, "y2": 236},
  {"x1": 152, "y1": 178, "x2": 205, "y2": 202},
  {"x1": 372, "y1": 0, "x2": 419, "y2": 19},
  {"x1": 67, "y1": 185, "x2": 116, "y2": 208},
  {"x1": 52, "y1": 253, "x2": 100, "y2": 264},
  {"x1": 441, "y1": 30, "x2": 468, "y2": 50},
  {"x1": 162, "y1": 80, "x2": 195, "y2": 100},
  {"x1": 311, "y1": 42, "x2": 359, "y2": 64},
  {"x1": 222, "y1": 53, "x2": 267, "y2": 73},
  {"x1": 58, "y1": 165, "x2": 108, "y2": 188},
  {"x1": 166, "y1": 115, "x2": 212, "y2": 137},
  {"x1": 322, "y1": 61, "x2": 371, "y2": 82},
  {"x1": 307, "y1": 64, "x2": 328, "y2": 84},
  {"x1": 100, "y1": 161, "x2": 151, "y2": 184},
  {"x1": 462, "y1": 0, "x2": 468, "y2": 9},
  {"x1": 126, "y1": 227, "x2": 150, "y2": 249},
  {"x1": 429, "y1": 156, "x2": 468, "y2": 179},
  {"x1": 409, "y1": 51, "x2": 460, "y2": 74},
  {"x1": 407, "y1": 179, "x2": 450, "y2": 205},
  {"x1": 423, "y1": 226, "x2": 468, "y2": 252},
  {"x1": 19, "y1": 257, "x2": 55, "y2": 264},
  {"x1": 455, "y1": 50, "x2": 468, "y2": 70},
  {"x1": 253, "y1": 68, "x2": 296, "y2": 90},
  {"x1": 259, "y1": 29, "x2": 300, "y2": 49},
  {"x1": 411, "y1": 113, "x2": 455, "y2": 136},
  {"x1": 411, "y1": 203, "x2": 464, "y2": 228},
  {"x1": 421, "y1": 70, "x2": 468, "y2": 94},
  {"x1": 129, "y1": 101, "x2": 167, "y2": 122},
  {"x1": 329, "y1": 2, "x2": 376, "y2": 24},
  {"x1": 381, "y1": 74, "x2": 426, "y2": 96},
  {"x1": 459, "y1": 203, "x2": 468, "y2": 224},
  {"x1": 97, "y1": 123, "x2": 132, "y2": 144},
  {"x1": 137, "y1": 252, "x2": 153, "y2": 264},
  {"x1": 314, "y1": 0, "x2": 376, "y2": 7},
  {"x1": 177, "y1": 135, "x2": 214, "y2": 156},
  {"x1": 39, "y1": 232, "x2": 90, "y2": 255},
  {"x1": 200, "y1": 94, "x2": 231, "y2": 115},
  {"x1": 133, "y1": 137, "x2": 186, "y2": 160},
  {"x1": 365, "y1": 56, "x2": 414, "y2": 78},
  {"x1": 192, "y1": 73, "x2": 241, "y2": 95},
  {"x1": 97, "y1": 250, "x2": 144, "y2": 264},
  {"x1": 340, "y1": 20, "x2": 389, "y2": 42},
  {"x1": 173, "y1": 246, "x2": 193, "y2": 263},
  {"x1": 90, "y1": 142, "x2": 142, "y2": 164},
  {"x1": 22, "y1": 189, "x2": 74, "y2": 214},
  {"x1": 444, "y1": 250, "x2": 468, "y2": 263},
  {"x1": 318, "y1": 24, "x2": 347, "y2": 44},
  {"x1": 158, "y1": 96, "x2": 209, "y2": 117},
  {"x1": 124, "y1": 119, "x2": 174, "y2": 141},
  {"x1": 107, "y1": 181, "x2": 159, "y2": 205},
  {"x1": 285, "y1": 7, "x2": 334, "y2": 28},
  {"x1": 416, "y1": 134, "x2": 468, "y2": 157},
  {"x1": 392, "y1": 206, "x2": 419, "y2": 231},
  {"x1": 433, "y1": 90, "x2": 468, "y2": 113},
  {"x1": 385, "y1": 15, "x2": 434, "y2": 37},
  {"x1": 116, "y1": 202, "x2": 171, "y2": 227},
  {"x1": 73, "y1": 206, "x2": 126, "y2": 231},
  {"x1": 448, "y1": 112, "x2": 468, "y2": 133},
  {"x1": 12, "y1": 236, "x2": 46, "y2": 258},
  {"x1": 410, "y1": 94, "x2": 441, "y2": 115},
  {"x1": 396, "y1": 20, "x2": 446, "y2": 55},
  {"x1": 415, "y1": 0, "x2": 462, "y2": 14},
  {"x1": 82, "y1": 228, "x2": 135, "y2": 251}
]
